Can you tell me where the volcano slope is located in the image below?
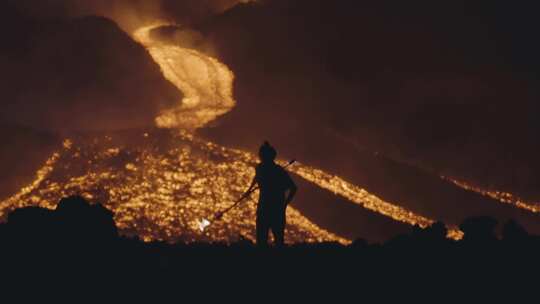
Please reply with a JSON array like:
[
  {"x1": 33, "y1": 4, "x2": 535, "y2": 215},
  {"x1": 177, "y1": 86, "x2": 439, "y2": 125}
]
[
  {"x1": 0, "y1": 128, "x2": 436, "y2": 243},
  {"x1": 0, "y1": 129, "x2": 338, "y2": 244},
  {"x1": 205, "y1": 126, "x2": 540, "y2": 238},
  {"x1": 196, "y1": 1, "x2": 540, "y2": 237}
]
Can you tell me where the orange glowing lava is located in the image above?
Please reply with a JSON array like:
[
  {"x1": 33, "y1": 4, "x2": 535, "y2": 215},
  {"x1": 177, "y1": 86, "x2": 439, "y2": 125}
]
[
  {"x1": 0, "y1": 22, "x2": 471, "y2": 244},
  {"x1": 133, "y1": 23, "x2": 236, "y2": 130},
  {"x1": 442, "y1": 176, "x2": 540, "y2": 213}
]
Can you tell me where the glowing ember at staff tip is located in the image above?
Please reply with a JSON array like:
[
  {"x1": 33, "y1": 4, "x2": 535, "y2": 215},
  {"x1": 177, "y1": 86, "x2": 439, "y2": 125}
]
[{"x1": 198, "y1": 218, "x2": 211, "y2": 232}]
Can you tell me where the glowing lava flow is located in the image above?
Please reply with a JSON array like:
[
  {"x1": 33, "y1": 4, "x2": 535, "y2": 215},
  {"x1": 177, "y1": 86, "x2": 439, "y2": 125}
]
[
  {"x1": 0, "y1": 132, "x2": 348, "y2": 244},
  {"x1": 130, "y1": 23, "x2": 465, "y2": 239},
  {"x1": 0, "y1": 152, "x2": 61, "y2": 213},
  {"x1": 133, "y1": 23, "x2": 235, "y2": 129},
  {"x1": 441, "y1": 176, "x2": 540, "y2": 213},
  {"x1": 185, "y1": 134, "x2": 464, "y2": 240},
  {"x1": 0, "y1": 22, "x2": 467, "y2": 244},
  {"x1": 0, "y1": 131, "x2": 465, "y2": 243}
]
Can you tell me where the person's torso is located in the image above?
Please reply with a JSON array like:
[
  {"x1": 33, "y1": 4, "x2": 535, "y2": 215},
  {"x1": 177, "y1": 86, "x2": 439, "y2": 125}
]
[{"x1": 255, "y1": 163, "x2": 288, "y2": 206}]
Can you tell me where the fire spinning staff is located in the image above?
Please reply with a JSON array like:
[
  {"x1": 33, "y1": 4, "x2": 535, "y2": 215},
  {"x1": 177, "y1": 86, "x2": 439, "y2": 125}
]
[{"x1": 197, "y1": 159, "x2": 297, "y2": 232}]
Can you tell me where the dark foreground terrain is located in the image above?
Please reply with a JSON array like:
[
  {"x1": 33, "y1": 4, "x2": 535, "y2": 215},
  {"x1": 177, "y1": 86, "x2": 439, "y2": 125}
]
[{"x1": 1, "y1": 195, "x2": 538, "y2": 301}]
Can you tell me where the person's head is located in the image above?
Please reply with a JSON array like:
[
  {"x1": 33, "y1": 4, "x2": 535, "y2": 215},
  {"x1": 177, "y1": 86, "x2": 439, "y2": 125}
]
[{"x1": 259, "y1": 141, "x2": 277, "y2": 163}]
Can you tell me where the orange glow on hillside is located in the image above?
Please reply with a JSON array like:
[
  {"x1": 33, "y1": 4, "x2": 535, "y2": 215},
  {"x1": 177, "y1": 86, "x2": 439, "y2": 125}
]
[{"x1": 0, "y1": 22, "x2": 468, "y2": 244}]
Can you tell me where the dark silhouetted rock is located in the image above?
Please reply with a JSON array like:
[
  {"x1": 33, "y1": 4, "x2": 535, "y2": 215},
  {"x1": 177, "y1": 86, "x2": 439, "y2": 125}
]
[
  {"x1": 7, "y1": 206, "x2": 55, "y2": 243},
  {"x1": 460, "y1": 216, "x2": 498, "y2": 242},
  {"x1": 502, "y1": 219, "x2": 529, "y2": 242},
  {"x1": 55, "y1": 195, "x2": 118, "y2": 245}
]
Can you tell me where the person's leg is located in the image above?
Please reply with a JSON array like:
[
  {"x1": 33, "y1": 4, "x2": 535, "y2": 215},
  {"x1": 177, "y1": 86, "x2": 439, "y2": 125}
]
[
  {"x1": 256, "y1": 211, "x2": 270, "y2": 247},
  {"x1": 271, "y1": 208, "x2": 286, "y2": 247}
]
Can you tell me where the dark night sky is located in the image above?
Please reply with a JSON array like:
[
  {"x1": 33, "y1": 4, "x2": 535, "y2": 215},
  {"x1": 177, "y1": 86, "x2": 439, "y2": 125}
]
[{"x1": 1, "y1": 0, "x2": 539, "y2": 200}]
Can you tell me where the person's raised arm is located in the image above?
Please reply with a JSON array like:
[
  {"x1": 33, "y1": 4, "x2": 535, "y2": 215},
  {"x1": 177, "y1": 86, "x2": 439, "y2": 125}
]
[
  {"x1": 285, "y1": 175, "x2": 297, "y2": 206},
  {"x1": 240, "y1": 175, "x2": 257, "y2": 201}
]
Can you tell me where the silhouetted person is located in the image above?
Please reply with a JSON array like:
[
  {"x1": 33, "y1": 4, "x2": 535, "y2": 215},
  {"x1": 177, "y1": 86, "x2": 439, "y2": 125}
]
[{"x1": 242, "y1": 141, "x2": 297, "y2": 247}]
